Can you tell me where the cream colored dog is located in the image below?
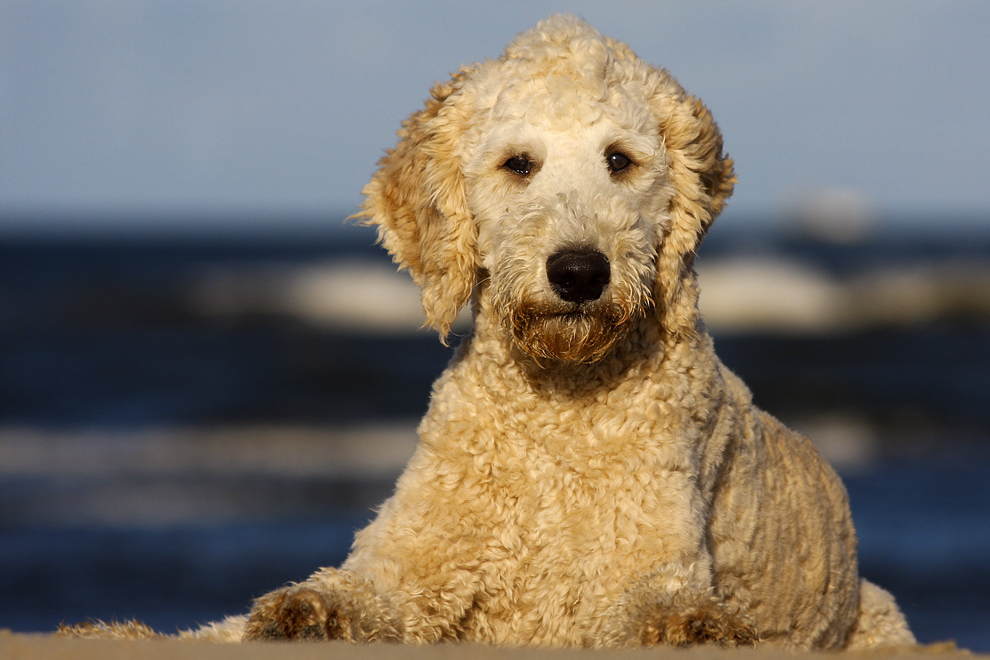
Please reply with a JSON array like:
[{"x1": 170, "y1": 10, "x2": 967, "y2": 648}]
[{"x1": 65, "y1": 15, "x2": 916, "y2": 649}]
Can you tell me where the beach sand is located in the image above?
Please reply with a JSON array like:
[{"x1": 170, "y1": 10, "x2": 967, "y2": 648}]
[{"x1": 0, "y1": 631, "x2": 978, "y2": 660}]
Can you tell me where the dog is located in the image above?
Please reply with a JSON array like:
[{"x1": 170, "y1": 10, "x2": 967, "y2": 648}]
[{"x1": 63, "y1": 14, "x2": 915, "y2": 649}]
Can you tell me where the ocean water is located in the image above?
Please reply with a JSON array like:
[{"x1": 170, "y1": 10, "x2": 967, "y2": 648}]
[{"x1": 0, "y1": 222, "x2": 988, "y2": 649}]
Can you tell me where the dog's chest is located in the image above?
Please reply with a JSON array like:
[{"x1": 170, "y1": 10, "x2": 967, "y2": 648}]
[
  {"x1": 459, "y1": 419, "x2": 698, "y2": 644},
  {"x1": 421, "y1": 350, "x2": 707, "y2": 643}
]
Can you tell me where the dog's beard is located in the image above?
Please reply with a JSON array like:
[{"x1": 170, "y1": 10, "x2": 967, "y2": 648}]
[{"x1": 505, "y1": 301, "x2": 634, "y2": 364}]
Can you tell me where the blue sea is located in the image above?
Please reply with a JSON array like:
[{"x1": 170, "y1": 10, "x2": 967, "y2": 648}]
[{"x1": 0, "y1": 218, "x2": 988, "y2": 649}]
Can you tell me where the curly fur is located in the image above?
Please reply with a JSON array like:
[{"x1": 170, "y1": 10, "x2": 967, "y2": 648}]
[{"x1": 59, "y1": 14, "x2": 916, "y2": 649}]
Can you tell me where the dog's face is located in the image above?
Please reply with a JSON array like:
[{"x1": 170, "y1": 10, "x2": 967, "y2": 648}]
[
  {"x1": 360, "y1": 15, "x2": 734, "y2": 363},
  {"x1": 461, "y1": 55, "x2": 672, "y2": 362}
]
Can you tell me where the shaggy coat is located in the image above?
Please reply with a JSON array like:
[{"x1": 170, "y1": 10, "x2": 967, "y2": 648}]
[{"x1": 63, "y1": 15, "x2": 915, "y2": 650}]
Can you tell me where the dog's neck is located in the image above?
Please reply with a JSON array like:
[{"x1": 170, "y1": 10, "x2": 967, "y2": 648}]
[{"x1": 421, "y1": 295, "x2": 727, "y2": 463}]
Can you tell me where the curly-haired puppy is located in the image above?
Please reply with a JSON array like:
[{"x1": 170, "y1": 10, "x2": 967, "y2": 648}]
[{"x1": 63, "y1": 15, "x2": 916, "y2": 649}]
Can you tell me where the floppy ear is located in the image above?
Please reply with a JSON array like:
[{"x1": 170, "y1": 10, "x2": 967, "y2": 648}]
[
  {"x1": 356, "y1": 69, "x2": 479, "y2": 341},
  {"x1": 649, "y1": 71, "x2": 736, "y2": 337}
]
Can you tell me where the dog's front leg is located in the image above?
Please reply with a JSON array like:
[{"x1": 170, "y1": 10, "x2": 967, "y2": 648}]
[
  {"x1": 243, "y1": 567, "x2": 402, "y2": 642},
  {"x1": 598, "y1": 564, "x2": 759, "y2": 648}
]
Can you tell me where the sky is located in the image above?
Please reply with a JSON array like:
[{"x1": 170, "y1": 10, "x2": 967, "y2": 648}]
[{"x1": 1, "y1": 1, "x2": 988, "y2": 233}]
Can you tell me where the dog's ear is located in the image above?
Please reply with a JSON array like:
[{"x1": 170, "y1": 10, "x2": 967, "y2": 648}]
[
  {"x1": 356, "y1": 69, "x2": 479, "y2": 342},
  {"x1": 650, "y1": 72, "x2": 736, "y2": 337}
]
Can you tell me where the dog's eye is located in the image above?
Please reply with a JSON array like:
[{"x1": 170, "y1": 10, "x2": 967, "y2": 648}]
[
  {"x1": 607, "y1": 152, "x2": 632, "y2": 174},
  {"x1": 503, "y1": 155, "x2": 533, "y2": 176}
]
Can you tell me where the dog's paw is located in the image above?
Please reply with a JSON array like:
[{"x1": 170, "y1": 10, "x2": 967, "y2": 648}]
[
  {"x1": 603, "y1": 590, "x2": 759, "y2": 649},
  {"x1": 57, "y1": 619, "x2": 164, "y2": 639},
  {"x1": 244, "y1": 579, "x2": 402, "y2": 643},
  {"x1": 635, "y1": 603, "x2": 759, "y2": 647},
  {"x1": 245, "y1": 587, "x2": 345, "y2": 641}
]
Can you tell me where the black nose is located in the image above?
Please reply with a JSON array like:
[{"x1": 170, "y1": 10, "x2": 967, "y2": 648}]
[{"x1": 546, "y1": 249, "x2": 610, "y2": 304}]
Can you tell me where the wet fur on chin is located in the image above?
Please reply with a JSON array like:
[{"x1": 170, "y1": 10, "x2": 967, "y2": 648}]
[{"x1": 506, "y1": 302, "x2": 637, "y2": 364}]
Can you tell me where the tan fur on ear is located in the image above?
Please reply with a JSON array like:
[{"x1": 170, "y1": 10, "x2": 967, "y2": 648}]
[
  {"x1": 356, "y1": 70, "x2": 479, "y2": 341},
  {"x1": 649, "y1": 72, "x2": 736, "y2": 337}
]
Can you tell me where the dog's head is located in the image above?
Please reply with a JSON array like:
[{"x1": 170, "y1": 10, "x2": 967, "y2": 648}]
[{"x1": 359, "y1": 15, "x2": 734, "y2": 363}]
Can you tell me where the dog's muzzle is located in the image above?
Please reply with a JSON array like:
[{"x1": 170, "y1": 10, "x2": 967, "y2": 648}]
[{"x1": 500, "y1": 247, "x2": 632, "y2": 364}]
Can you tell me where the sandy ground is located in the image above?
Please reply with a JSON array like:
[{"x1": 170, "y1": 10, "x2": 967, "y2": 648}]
[{"x1": 0, "y1": 632, "x2": 979, "y2": 660}]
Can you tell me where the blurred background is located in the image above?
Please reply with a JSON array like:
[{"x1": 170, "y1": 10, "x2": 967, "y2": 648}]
[{"x1": 1, "y1": 0, "x2": 988, "y2": 650}]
